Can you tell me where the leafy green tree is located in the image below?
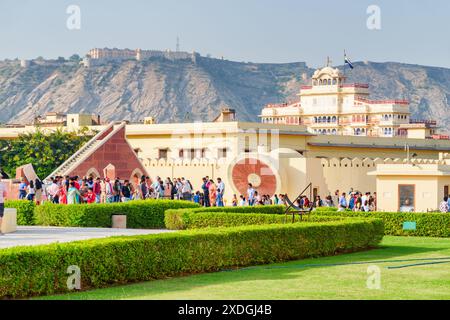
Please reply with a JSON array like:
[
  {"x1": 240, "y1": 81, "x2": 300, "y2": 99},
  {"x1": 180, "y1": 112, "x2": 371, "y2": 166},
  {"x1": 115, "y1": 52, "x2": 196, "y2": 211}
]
[
  {"x1": 69, "y1": 54, "x2": 82, "y2": 63},
  {"x1": 0, "y1": 128, "x2": 93, "y2": 179}
]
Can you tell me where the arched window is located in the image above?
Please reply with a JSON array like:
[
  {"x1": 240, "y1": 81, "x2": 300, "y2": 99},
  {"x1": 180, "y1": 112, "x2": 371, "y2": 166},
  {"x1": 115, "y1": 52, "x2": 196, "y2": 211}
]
[
  {"x1": 86, "y1": 167, "x2": 101, "y2": 179},
  {"x1": 355, "y1": 128, "x2": 361, "y2": 136},
  {"x1": 327, "y1": 116, "x2": 331, "y2": 123},
  {"x1": 332, "y1": 129, "x2": 337, "y2": 135},
  {"x1": 328, "y1": 79, "x2": 331, "y2": 85},
  {"x1": 332, "y1": 79, "x2": 337, "y2": 85},
  {"x1": 332, "y1": 116, "x2": 337, "y2": 123}
]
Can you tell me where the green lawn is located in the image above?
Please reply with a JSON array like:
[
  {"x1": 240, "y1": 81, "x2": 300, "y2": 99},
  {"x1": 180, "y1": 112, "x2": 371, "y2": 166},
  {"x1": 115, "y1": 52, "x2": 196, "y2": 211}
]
[{"x1": 39, "y1": 236, "x2": 450, "y2": 300}]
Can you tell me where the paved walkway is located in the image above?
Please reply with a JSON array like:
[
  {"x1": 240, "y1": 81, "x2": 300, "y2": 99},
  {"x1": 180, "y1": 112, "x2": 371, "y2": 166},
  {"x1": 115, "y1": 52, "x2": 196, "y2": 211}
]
[{"x1": 0, "y1": 226, "x2": 174, "y2": 249}]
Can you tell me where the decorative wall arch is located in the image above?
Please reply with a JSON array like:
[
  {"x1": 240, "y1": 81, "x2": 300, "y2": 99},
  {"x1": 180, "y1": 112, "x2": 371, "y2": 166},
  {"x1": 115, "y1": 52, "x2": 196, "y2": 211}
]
[
  {"x1": 130, "y1": 168, "x2": 145, "y2": 183},
  {"x1": 320, "y1": 158, "x2": 330, "y2": 168},
  {"x1": 103, "y1": 163, "x2": 116, "y2": 180},
  {"x1": 329, "y1": 158, "x2": 340, "y2": 168},
  {"x1": 86, "y1": 167, "x2": 101, "y2": 179},
  {"x1": 341, "y1": 158, "x2": 352, "y2": 168},
  {"x1": 352, "y1": 158, "x2": 362, "y2": 168}
]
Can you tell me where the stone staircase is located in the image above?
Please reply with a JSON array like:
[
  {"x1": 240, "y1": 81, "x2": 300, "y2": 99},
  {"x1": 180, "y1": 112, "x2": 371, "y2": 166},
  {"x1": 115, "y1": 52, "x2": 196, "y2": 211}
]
[{"x1": 45, "y1": 122, "x2": 117, "y2": 180}]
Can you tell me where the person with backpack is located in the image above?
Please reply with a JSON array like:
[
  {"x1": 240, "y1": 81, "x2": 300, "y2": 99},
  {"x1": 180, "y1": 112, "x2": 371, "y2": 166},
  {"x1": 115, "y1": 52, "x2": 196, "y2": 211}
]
[
  {"x1": 121, "y1": 180, "x2": 132, "y2": 202},
  {"x1": 156, "y1": 180, "x2": 165, "y2": 199},
  {"x1": 105, "y1": 178, "x2": 114, "y2": 203},
  {"x1": 181, "y1": 179, "x2": 193, "y2": 201},
  {"x1": 170, "y1": 178, "x2": 177, "y2": 200},
  {"x1": 201, "y1": 177, "x2": 210, "y2": 207},
  {"x1": 113, "y1": 178, "x2": 122, "y2": 203}
]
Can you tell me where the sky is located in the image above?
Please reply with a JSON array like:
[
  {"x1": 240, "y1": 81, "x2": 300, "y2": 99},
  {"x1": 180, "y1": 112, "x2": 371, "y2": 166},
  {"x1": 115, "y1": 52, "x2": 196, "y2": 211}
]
[{"x1": 0, "y1": 0, "x2": 449, "y2": 68}]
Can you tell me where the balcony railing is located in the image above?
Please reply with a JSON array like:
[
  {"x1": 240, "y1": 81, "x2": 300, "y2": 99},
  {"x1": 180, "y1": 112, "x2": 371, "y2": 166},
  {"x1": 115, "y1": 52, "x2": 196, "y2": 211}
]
[
  {"x1": 410, "y1": 119, "x2": 437, "y2": 126},
  {"x1": 340, "y1": 83, "x2": 369, "y2": 89}
]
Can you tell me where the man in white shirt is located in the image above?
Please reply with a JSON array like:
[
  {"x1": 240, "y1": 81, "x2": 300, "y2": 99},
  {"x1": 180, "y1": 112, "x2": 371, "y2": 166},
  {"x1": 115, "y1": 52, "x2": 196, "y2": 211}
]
[
  {"x1": 247, "y1": 184, "x2": 256, "y2": 206},
  {"x1": 217, "y1": 178, "x2": 225, "y2": 207},
  {"x1": 47, "y1": 178, "x2": 60, "y2": 204},
  {"x1": 361, "y1": 192, "x2": 370, "y2": 207},
  {"x1": 0, "y1": 176, "x2": 8, "y2": 236}
]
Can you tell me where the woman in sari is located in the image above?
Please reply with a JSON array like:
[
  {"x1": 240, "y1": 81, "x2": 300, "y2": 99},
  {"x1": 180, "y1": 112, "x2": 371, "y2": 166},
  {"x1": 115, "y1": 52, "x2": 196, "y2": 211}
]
[
  {"x1": 59, "y1": 184, "x2": 67, "y2": 205},
  {"x1": 208, "y1": 179, "x2": 217, "y2": 207},
  {"x1": 67, "y1": 182, "x2": 81, "y2": 205},
  {"x1": 164, "y1": 179, "x2": 173, "y2": 199}
]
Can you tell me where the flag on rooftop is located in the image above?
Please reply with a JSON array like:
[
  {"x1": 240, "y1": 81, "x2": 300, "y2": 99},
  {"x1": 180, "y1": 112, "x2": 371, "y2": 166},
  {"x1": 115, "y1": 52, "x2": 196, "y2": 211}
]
[{"x1": 344, "y1": 53, "x2": 354, "y2": 69}]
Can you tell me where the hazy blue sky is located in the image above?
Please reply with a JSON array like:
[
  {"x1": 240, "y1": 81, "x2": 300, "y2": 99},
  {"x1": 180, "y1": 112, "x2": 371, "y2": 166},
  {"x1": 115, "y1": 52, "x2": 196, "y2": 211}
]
[{"x1": 1, "y1": 0, "x2": 449, "y2": 68}]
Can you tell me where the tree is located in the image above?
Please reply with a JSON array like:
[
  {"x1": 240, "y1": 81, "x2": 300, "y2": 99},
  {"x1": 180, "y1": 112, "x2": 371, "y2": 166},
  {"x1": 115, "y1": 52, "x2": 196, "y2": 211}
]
[
  {"x1": 69, "y1": 54, "x2": 82, "y2": 63},
  {"x1": 0, "y1": 128, "x2": 93, "y2": 179}
]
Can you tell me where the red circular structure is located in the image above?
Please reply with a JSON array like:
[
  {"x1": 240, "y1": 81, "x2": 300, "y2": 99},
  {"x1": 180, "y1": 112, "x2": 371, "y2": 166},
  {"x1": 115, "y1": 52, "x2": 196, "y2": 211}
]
[{"x1": 231, "y1": 158, "x2": 277, "y2": 196}]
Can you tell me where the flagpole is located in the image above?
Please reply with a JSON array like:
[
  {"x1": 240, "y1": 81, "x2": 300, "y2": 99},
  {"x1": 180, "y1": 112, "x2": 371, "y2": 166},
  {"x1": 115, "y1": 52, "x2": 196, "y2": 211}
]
[{"x1": 343, "y1": 49, "x2": 346, "y2": 79}]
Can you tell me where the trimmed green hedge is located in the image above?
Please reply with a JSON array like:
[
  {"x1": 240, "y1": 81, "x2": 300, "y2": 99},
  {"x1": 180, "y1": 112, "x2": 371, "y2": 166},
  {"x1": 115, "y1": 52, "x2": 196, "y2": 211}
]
[
  {"x1": 35, "y1": 200, "x2": 199, "y2": 229},
  {"x1": 165, "y1": 209, "x2": 345, "y2": 230},
  {"x1": 312, "y1": 208, "x2": 450, "y2": 237},
  {"x1": 164, "y1": 205, "x2": 285, "y2": 230},
  {"x1": 188, "y1": 205, "x2": 286, "y2": 215},
  {"x1": 4, "y1": 200, "x2": 36, "y2": 226},
  {"x1": 0, "y1": 218, "x2": 384, "y2": 298}
]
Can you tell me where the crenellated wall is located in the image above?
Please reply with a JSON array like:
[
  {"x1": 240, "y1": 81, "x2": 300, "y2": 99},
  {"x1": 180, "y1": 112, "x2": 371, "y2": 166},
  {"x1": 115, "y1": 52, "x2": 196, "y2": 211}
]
[{"x1": 139, "y1": 153, "x2": 450, "y2": 203}]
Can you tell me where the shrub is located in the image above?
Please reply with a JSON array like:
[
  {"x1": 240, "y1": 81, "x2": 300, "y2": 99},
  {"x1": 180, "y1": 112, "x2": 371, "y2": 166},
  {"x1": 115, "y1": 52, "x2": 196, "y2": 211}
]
[
  {"x1": 4, "y1": 200, "x2": 36, "y2": 226},
  {"x1": 35, "y1": 200, "x2": 199, "y2": 229},
  {"x1": 190, "y1": 205, "x2": 286, "y2": 215},
  {"x1": 165, "y1": 209, "x2": 346, "y2": 230},
  {"x1": 0, "y1": 218, "x2": 384, "y2": 298},
  {"x1": 311, "y1": 210, "x2": 450, "y2": 237},
  {"x1": 313, "y1": 207, "x2": 339, "y2": 212}
]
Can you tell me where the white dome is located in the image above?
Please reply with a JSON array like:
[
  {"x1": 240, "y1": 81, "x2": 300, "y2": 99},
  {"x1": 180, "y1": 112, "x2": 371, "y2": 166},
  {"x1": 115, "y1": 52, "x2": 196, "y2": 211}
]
[{"x1": 312, "y1": 66, "x2": 343, "y2": 79}]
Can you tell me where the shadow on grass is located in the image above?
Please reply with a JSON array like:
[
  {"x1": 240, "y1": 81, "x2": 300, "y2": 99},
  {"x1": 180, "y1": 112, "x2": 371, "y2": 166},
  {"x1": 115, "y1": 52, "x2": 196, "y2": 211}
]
[{"x1": 39, "y1": 240, "x2": 450, "y2": 300}]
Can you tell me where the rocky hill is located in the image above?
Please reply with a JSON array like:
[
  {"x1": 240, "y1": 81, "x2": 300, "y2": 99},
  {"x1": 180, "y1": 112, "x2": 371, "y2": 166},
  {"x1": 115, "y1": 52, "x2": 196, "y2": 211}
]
[{"x1": 0, "y1": 56, "x2": 449, "y2": 131}]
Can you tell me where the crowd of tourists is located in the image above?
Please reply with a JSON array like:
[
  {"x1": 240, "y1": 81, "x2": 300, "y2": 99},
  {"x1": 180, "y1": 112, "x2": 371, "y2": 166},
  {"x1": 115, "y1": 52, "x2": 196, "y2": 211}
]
[
  {"x1": 41, "y1": 175, "x2": 194, "y2": 205},
  {"x1": 15, "y1": 175, "x2": 222, "y2": 206},
  {"x1": 14, "y1": 174, "x2": 382, "y2": 213},
  {"x1": 11, "y1": 174, "x2": 383, "y2": 211}
]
